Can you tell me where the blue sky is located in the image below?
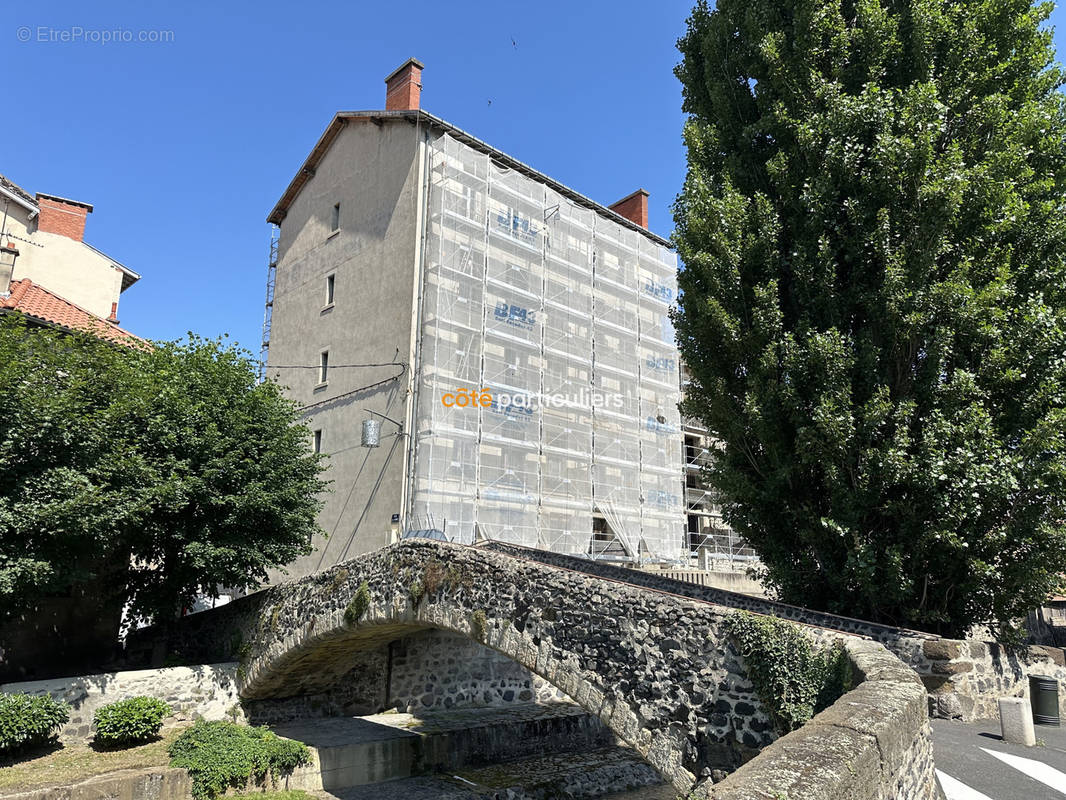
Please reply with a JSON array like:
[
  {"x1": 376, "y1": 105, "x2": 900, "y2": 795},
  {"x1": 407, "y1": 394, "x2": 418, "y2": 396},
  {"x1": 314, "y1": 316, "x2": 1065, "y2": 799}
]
[{"x1": 5, "y1": 1, "x2": 1065, "y2": 354}]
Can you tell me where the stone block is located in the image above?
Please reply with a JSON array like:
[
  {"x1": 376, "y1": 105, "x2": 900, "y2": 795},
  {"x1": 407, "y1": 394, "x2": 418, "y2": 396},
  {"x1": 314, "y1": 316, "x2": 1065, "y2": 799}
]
[
  {"x1": 707, "y1": 719, "x2": 881, "y2": 800},
  {"x1": 999, "y1": 696, "x2": 1036, "y2": 746},
  {"x1": 814, "y1": 678, "x2": 925, "y2": 779},
  {"x1": 932, "y1": 660, "x2": 973, "y2": 675},
  {"x1": 1029, "y1": 645, "x2": 1066, "y2": 667},
  {"x1": 920, "y1": 674, "x2": 955, "y2": 694},
  {"x1": 922, "y1": 639, "x2": 962, "y2": 661}
]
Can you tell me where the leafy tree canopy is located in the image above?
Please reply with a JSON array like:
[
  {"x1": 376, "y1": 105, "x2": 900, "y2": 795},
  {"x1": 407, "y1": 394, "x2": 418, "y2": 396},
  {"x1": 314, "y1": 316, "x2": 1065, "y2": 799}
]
[
  {"x1": 674, "y1": 0, "x2": 1066, "y2": 637},
  {"x1": 0, "y1": 316, "x2": 327, "y2": 628}
]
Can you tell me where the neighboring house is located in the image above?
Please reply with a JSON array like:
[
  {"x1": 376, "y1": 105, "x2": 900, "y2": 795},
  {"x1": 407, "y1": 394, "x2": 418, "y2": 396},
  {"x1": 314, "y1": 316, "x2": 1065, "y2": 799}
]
[
  {"x1": 0, "y1": 173, "x2": 142, "y2": 344},
  {"x1": 263, "y1": 58, "x2": 695, "y2": 580},
  {"x1": 0, "y1": 173, "x2": 140, "y2": 322}
]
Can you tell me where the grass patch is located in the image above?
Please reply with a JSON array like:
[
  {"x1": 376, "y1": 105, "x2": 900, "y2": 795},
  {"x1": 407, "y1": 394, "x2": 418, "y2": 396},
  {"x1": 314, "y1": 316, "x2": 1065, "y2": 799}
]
[
  {"x1": 0, "y1": 725, "x2": 186, "y2": 791},
  {"x1": 228, "y1": 791, "x2": 315, "y2": 800}
]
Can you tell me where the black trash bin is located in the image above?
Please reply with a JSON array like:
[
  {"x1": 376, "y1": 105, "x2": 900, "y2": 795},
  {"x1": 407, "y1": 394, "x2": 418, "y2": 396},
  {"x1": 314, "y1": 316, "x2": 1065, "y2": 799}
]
[{"x1": 1030, "y1": 675, "x2": 1060, "y2": 726}]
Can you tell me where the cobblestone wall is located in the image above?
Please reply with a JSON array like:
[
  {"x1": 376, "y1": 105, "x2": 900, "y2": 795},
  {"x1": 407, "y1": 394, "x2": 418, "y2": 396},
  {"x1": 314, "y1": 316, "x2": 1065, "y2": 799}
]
[
  {"x1": 480, "y1": 541, "x2": 931, "y2": 643},
  {"x1": 704, "y1": 639, "x2": 943, "y2": 800},
  {"x1": 483, "y1": 540, "x2": 1066, "y2": 725},
  {"x1": 187, "y1": 539, "x2": 777, "y2": 792},
  {"x1": 892, "y1": 636, "x2": 1066, "y2": 722},
  {"x1": 387, "y1": 630, "x2": 570, "y2": 711},
  {"x1": 0, "y1": 664, "x2": 242, "y2": 740},
  {"x1": 52, "y1": 540, "x2": 941, "y2": 798}
]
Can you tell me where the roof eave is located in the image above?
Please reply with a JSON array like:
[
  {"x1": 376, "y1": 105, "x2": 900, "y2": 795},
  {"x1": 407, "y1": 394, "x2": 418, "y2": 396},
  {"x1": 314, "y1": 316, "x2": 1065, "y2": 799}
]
[
  {"x1": 0, "y1": 185, "x2": 39, "y2": 217},
  {"x1": 82, "y1": 241, "x2": 141, "y2": 290},
  {"x1": 266, "y1": 110, "x2": 673, "y2": 247}
]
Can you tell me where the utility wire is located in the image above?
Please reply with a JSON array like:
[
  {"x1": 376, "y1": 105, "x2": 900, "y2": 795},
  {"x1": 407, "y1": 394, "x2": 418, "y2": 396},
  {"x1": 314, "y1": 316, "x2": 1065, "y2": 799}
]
[
  {"x1": 296, "y1": 363, "x2": 409, "y2": 412},
  {"x1": 270, "y1": 361, "x2": 406, "y2": 370}
]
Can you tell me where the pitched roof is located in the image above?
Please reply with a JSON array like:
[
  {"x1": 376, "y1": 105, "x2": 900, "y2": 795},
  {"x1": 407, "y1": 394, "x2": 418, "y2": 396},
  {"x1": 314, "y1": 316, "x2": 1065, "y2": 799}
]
[
  {"x1": 0, "y1": 174, "x2": 38, "y2": 212},
  {"x1": 265, "y1": 110, "x2": 672, "y2": 247},
  {"x1": 2, "y1": 279, "x2": 147, "y2": 348}
]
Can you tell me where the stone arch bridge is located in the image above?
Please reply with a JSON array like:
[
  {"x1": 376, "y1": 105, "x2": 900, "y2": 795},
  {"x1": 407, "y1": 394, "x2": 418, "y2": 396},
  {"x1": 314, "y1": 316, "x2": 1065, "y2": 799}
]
[
  {"x1": 198, "y1": 539, "x2": 769, "y2": 792},
  {"x1": 148, "y1": 538, "x2": 938, "y2": 798}
]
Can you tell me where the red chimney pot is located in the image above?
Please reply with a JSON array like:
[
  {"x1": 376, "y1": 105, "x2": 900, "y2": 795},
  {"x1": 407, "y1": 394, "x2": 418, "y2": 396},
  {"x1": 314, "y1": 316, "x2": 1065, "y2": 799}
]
[
  {"x1": 608, "y1": 189, "x2": 649, "y2": 230},
  {"x1": 384, "y1": 58, "x2": 424, "y2": 111}
]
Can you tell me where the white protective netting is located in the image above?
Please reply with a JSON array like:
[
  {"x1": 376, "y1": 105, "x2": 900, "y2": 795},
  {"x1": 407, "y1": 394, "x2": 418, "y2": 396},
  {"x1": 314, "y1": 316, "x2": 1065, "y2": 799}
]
[{"x1": 411, "y1": 133, "x2": 683, "y2": 561}]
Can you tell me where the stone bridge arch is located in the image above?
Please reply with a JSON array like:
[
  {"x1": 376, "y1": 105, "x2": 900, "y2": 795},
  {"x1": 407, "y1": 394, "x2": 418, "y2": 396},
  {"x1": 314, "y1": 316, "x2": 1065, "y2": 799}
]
[{"x1": 234, "y1": 539, "x2": 771, "y2": 794}]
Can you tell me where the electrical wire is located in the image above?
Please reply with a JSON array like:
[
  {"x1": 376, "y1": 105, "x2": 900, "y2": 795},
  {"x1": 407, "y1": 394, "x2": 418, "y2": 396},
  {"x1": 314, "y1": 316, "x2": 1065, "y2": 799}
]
[
  {"x1": 270, "y1": 361, "x2": 406, "y2": 370},
  {"x1": 296, "y1": 362, "x2": 408, "y2": 412}
]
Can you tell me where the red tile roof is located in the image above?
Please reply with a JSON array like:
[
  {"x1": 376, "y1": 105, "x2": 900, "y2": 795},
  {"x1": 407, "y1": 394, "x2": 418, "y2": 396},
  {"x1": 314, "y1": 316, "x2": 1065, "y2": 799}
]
[{"x1": 2, "y1": 279, "x2": 147, "y2": 348}]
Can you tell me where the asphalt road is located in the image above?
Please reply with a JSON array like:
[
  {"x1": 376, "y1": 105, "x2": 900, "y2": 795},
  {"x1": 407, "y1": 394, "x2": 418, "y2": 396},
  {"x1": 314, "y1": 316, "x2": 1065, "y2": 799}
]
[{"x1": 933, "y1": 716, "x2": 1066, "y2": 799}]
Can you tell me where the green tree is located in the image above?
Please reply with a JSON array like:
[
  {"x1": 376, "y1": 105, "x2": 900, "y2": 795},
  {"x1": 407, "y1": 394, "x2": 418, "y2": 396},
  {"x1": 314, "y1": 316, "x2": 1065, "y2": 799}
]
[
  {"x1": 0, "y1": 317, "x2": 327, "y2": 676},
  {"x1": 674, "y1": 0, "x2": 1066, "y2": 637}
]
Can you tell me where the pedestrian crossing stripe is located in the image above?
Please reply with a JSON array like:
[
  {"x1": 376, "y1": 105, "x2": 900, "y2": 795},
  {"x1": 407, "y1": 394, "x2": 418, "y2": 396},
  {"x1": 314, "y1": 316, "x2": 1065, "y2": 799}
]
[
  {"x1": 980, "y1": 747, "x2": 1066, "y2": 795},
  {"x1": 936, "y1": 769, "x2": 996, "y2": 800}
]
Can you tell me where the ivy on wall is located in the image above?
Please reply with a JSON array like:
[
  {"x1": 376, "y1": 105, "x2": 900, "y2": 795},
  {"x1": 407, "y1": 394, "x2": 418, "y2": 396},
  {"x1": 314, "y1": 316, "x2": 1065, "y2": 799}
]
[{"x1": 726, "y1": 612, "x2": 851, "y2": 734}]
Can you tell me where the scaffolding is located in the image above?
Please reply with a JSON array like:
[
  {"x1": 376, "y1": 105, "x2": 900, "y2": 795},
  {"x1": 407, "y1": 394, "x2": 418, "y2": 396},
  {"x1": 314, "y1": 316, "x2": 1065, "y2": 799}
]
[
  {"x1": 681, "y1": 419, "x2": 758, "y2": 566},
  {"x1": 411, "y1": 134, "x2": 685, "y2": 562},
  {"x1": 258, "y1": 227, "x2": 279, "y2": 383}
]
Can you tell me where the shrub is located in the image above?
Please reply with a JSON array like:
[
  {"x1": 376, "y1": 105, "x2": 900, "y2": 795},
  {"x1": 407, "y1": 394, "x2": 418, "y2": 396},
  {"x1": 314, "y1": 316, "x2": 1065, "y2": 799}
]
[
  {"x1": 407, "y1": 579, "x2": 424, "y2": 606},
  {"x1": 168, "y1": 719, "x2": 311, "y2": 800},
  {"x1": 725, "y1": 612, "x2": 850, "y2": 734},
  {"x1": 343, "y1": 581, "x2": 370, "y2": 625},
  {"x1": 0, "y1": 692, "x2": 70, "y2": 754},
  {"x1": 93, "y1": 696, "x2": 170, "y2": 746}
]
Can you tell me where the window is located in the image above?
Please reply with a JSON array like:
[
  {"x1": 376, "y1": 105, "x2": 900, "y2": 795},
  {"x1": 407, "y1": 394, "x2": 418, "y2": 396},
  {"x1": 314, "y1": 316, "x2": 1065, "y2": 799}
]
[
  {"x1": 318, "y1": 351, "x2": 329, "y2": 384},
  {"x1": 330, "y1": 202, "x2": 340, "y2": 232},
  {"x1": 325, "y1": 274, "x2": 335, "y2": 306},
  {"x1": 313, "y1": 429, "x2": 322, "y2": 454}
]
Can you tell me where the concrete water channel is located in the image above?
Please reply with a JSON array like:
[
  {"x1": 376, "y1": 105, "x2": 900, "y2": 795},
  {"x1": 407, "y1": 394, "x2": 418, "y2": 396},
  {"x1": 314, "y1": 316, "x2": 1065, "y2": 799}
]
[{"x1": 270, "y1": 701, "x2": 676, "y2": 798}]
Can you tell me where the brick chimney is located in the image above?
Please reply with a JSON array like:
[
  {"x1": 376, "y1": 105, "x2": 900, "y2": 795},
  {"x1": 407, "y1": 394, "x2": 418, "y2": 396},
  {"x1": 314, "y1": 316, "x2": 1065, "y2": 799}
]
[
  {"x1": 35, "y1": 193, "x2": 93, "y2": 242},
  {"x1": 608, "y1": 189, "x2": 649, "y2": 229},
  {"x1": 385, "y1": 58, "x2": 424, "y2": 111}
]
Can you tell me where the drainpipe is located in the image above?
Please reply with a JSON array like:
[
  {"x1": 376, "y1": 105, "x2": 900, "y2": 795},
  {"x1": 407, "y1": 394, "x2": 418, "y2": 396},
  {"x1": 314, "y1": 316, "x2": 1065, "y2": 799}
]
[{"x1": 401, "y1": 116, "x2": 433, "y2": 537}]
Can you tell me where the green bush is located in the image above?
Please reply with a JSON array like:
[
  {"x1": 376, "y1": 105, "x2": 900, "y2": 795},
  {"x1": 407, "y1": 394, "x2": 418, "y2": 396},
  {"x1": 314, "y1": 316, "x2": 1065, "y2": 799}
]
[
  {"x1": 168, "y1": 720, "x2": 311, "y2": 800},
  {"x1": 343, "y1": 581, "x2": 370, "y2": 625},
  {"x1": 93, "y1": 696, "x2": 171, "y2": 746},
  {"x1": 0, "y1": 692, "x2": 70, "y2": 754},
  {"x1": 725, "y1": 612, "x2": 851, "y2": 734}
]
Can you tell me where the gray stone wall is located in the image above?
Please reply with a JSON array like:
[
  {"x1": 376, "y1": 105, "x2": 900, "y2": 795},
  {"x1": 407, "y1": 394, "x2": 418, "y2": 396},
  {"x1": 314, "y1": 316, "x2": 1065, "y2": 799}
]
[
  {"x1": 386, "y1": 630, "x2": 570, "y2": 711},
  {"x1": 4, "y1": 768, "x2": 191, "y2": 800},
  {"x1": 483, "y1": 540, "x2": 1066, "y2": 726},
  {"x1": 480, "y1": 541, "x2": 930, "y2": 643},
  {"x1": 1, "y1": 664, "x2": 243, "y2": 741},
  {"x1": 41, "y1": 540, "x2": 942, "y2": 798},
  {"x1": 703, "y1": 639, "x2": 943, "y2": 800},
  {"x1": 893, "y1": 636, "x2": 1066, "y2": 722}
]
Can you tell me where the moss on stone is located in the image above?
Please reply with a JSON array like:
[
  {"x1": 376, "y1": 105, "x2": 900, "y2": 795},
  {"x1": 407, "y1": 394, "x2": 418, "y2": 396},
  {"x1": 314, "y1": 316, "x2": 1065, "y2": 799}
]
[
  {"x1": 423, "y1": 560, "x2": 445, "y2": 596},
  {"x1": 472, "y1": 609, "x2": 488, "y2": 640},
  {"x1": 330, "y1": 568, "x2": 350, "y2": 593}
]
